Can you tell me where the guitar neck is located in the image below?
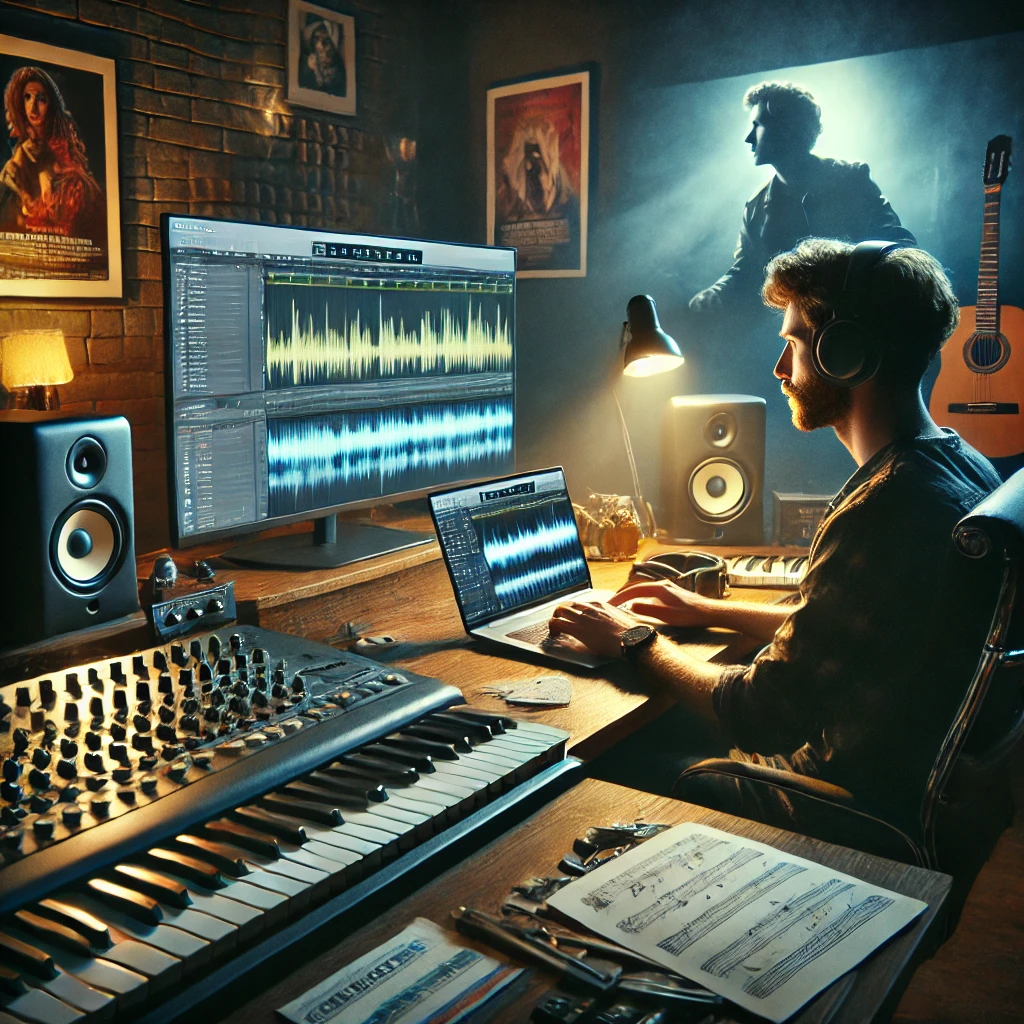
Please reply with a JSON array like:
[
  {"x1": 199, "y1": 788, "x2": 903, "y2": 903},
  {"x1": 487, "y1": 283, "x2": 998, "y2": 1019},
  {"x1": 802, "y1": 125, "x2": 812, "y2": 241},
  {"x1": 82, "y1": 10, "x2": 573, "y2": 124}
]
[{"x1": 977, "y1": 183, "x2": 1002, "y2": 333}]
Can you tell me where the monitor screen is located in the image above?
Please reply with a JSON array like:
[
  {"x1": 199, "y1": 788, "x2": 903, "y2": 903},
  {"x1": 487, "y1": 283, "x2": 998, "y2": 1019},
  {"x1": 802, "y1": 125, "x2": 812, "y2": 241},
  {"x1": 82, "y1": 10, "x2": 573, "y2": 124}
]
[
  {"x1": 162, "y1": 216, "x2": 516, "y2": 549},
  {"x1": 429, "y1": 468, "x2": 591, "y2": 629}
]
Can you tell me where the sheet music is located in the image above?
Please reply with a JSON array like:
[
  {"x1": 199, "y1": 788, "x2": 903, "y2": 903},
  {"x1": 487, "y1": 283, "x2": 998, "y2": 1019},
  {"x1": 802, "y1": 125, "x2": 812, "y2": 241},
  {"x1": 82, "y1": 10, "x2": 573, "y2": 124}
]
[{"x1": 547, "y1": 822, "x2": 926, "y2": 1022}]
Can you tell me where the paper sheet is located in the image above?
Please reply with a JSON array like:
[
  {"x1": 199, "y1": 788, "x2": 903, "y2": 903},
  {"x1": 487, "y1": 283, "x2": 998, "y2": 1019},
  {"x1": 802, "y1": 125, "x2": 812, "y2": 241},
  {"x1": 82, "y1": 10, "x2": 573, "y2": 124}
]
[
  {"x1": 547, "y1": 822, "x2": 926, "y2": 1022},
  {"x1": 277, "y1": 918, "x2": 521, "y2": 1024}
]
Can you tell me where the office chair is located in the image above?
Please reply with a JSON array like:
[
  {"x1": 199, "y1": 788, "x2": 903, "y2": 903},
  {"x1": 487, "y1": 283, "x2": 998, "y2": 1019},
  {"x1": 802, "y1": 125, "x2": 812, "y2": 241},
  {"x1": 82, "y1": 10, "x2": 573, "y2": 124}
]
[{"x1": 674, "y1": 466, "x2": 1024, "y2": 928}]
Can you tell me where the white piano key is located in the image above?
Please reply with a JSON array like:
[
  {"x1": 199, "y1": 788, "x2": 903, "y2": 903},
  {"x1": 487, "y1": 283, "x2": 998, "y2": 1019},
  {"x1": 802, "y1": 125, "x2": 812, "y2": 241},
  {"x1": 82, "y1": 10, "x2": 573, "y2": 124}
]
[
  {"x1": 1, "y1": 986, "x2": 86, "y2": 1024},
  {"x1": 35, "y1": 970, "x2": 114, "y2": 1019}
]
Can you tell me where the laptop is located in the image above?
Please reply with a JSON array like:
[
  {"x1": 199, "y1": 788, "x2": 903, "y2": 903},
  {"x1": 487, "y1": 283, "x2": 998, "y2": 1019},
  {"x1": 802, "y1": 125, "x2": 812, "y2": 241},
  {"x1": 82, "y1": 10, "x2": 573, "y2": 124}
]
[{"x1": 429, "y1": 467, "x2": 613, "y2": 668}]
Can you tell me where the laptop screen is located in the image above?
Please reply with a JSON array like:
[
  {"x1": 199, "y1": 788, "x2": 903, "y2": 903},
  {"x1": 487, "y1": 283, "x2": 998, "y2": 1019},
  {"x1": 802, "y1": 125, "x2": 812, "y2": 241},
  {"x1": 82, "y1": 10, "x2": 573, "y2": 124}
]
[{"x1": 429, "y1": 468, "x2": 592, "y2": 628}]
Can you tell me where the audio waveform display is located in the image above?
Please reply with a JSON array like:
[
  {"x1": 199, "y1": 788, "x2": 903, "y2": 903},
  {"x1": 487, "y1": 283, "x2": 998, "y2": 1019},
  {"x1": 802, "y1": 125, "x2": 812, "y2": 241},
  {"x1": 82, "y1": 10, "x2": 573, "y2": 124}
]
[
  {"x1": 267, "y1": 399, "x2": 514, "y2": 516},
  {"x1": 478, "y1": 499, "x2": 589, "y2": 609},
  {"x1": 265, "y1": 282, "x2": 513, "y2": 388}
]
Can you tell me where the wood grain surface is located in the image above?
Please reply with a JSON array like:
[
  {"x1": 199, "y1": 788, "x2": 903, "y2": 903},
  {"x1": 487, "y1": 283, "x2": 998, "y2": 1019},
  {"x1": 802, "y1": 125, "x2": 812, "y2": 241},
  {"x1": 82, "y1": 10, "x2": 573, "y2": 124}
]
[{"x1": 215, "y1": 779, "x2": 950, "y2": 1024}]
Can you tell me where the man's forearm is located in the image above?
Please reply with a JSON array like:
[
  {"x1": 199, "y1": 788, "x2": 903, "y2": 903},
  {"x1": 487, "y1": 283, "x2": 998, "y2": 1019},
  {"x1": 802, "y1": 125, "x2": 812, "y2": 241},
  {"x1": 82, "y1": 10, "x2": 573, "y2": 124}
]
[
  {"x1": 705, "y1": 599, "x2": 791, "y2": 643},
  {"x1": 632, "y1": 636, "x2": 733, "y2": 727}
]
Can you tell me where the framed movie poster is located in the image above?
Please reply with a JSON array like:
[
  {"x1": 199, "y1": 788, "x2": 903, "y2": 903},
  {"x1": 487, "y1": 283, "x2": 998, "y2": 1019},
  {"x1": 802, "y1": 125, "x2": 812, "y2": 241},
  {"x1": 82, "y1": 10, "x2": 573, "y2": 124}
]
[
  {"x1": 0, "y1": 33, "x2": 121, "y2": 298},
  {"x1": 487, "y1": 70, "x2": 589, "y2": 278},
  {"x1": 287, "y1": 0, "x2": 356, "y2": 117}
]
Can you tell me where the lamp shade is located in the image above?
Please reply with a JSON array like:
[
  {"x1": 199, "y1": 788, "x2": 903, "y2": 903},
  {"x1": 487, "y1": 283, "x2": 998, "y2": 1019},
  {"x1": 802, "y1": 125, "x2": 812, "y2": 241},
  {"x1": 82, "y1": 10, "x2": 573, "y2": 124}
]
[
  {"x1": 621, "y1": 295, "x2": 684, "y2": 377},
  {"x1": 0, "y1": 329, "x2": 73, "y2": 390}
]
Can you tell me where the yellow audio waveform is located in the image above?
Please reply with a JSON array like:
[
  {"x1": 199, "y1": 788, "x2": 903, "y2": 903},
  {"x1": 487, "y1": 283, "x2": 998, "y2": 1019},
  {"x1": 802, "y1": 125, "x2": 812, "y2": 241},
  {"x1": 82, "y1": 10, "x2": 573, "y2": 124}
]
[{"x1": 266, "y1": 295, "x2": 513, "y2": 383}]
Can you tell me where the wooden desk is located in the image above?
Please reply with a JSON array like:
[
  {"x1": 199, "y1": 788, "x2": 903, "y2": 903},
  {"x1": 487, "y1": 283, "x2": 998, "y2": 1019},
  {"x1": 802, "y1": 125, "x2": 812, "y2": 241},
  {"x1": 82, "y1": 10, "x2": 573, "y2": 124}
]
[{"x1": 216, "y1": 779, "x2": 951, "y2": 1024}]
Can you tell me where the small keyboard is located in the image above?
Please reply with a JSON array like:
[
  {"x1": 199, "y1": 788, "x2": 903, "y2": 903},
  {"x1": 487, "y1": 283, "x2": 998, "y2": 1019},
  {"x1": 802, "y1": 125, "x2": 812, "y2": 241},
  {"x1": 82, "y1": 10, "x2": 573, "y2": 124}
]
[
  {"x1": 727, "y1": 553, "x2": 809, "y2": 589},
  {"x1": 506, "y1": 621, "x2": 560, "y2": 648}
]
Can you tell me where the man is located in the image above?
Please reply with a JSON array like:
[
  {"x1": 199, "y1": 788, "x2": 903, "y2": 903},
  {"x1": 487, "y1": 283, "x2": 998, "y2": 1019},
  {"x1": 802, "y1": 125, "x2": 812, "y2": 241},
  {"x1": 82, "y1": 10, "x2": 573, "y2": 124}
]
[
  {"x1": 552, "y1": 238, "x2": 1001, "y2": 836},
  {"x1": 689, "y1": 82, "x2": 916, "y2": 311}
]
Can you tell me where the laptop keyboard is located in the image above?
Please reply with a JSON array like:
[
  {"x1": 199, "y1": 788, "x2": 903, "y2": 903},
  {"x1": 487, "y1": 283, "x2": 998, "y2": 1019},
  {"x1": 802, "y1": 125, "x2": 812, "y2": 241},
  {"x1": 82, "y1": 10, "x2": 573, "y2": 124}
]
[{"x1": 507, "y1": 620, "x2": 561, "y2": 648}]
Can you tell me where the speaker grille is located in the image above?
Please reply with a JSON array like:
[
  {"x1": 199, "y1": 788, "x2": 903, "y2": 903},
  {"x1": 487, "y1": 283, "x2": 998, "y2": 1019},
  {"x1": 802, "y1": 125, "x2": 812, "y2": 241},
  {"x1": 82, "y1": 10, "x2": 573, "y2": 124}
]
[
  {"x1": 689, "y1": 458, "x2": 749, "y2": 521},
  {"x1": 51, "y1": 499, "x2": 127, "y2": 592}
]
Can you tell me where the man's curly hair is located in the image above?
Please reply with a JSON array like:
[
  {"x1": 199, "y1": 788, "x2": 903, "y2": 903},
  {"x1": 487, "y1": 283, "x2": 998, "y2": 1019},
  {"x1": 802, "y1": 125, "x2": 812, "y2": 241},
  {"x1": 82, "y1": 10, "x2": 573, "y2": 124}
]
[{"x1": 744, "y1": 81, "x2": 822, "y2": 153}]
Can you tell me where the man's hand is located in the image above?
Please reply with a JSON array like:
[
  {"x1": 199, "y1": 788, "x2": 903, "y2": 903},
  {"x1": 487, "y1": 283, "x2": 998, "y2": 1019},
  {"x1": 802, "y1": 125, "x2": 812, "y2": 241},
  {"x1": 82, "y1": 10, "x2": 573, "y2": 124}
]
[
  {"x1": 688, "y1": 287, "x2": 723, "y2": 312},
  {"x1": 609, "y1": 579, "x2": 718, "y2": 627},
  {"x1": 549, "y1": 600, "x2": 644, "y2": 660}
]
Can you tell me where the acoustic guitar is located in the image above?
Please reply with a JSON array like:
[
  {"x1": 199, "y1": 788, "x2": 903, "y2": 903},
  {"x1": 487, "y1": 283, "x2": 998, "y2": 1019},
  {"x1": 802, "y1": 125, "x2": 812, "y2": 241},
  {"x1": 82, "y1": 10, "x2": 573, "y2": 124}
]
[{"x1": 930, "y1": 135, "x2": 1024, "y2": 457}]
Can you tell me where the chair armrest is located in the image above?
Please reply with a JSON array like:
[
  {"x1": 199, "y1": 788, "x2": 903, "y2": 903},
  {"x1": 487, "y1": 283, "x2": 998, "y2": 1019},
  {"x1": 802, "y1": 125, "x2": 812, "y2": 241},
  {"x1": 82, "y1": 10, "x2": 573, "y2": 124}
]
[{"x1": 675, "y1": 758, "x2": 924, "y2": 866}]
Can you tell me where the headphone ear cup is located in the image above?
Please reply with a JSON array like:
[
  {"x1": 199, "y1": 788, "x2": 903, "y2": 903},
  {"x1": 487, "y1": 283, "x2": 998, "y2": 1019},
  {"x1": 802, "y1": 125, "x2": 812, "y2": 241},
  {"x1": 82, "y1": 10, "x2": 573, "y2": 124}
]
[{"x1": 813, "y1": 319, "x2": 881, "y2": 388}]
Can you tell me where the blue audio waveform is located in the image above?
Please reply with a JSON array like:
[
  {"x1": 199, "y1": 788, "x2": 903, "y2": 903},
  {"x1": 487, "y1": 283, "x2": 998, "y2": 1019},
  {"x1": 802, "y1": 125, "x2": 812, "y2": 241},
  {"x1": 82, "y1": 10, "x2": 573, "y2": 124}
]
[
  {"x1": 480, "y1": 501, "x2": 588, "y2": 608},
  {"x1": 267, "y1": 399, "x2": 514, "y2": 516}
]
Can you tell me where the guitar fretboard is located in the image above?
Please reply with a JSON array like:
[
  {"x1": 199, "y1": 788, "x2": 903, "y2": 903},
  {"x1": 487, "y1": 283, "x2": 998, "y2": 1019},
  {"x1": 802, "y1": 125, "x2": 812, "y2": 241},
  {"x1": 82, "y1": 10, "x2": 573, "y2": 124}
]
[{"x1": 977, "y1": 182, "x2": 1002, "y2": 333}]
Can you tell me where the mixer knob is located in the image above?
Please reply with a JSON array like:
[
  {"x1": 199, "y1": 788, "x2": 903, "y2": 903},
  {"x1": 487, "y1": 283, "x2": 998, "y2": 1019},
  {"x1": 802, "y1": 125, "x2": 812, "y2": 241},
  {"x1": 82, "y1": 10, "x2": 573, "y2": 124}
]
[
  {"x1": 112, "y1": 690, "x2": 128, "y2": 710},
  {"x1": 84, "y1": 731, "x2": 102, "y2": 751},
  {"x1": 251, "y1": 689, "x2": 269, "y2": 708},
  {"x1": 62, "y1": 805, "x2": 83, "y2": 826},
  {"x1": 229, "y1": 696, "x2": 251, "y2": 716},
  {"x1": 231, "y1": 680, "x2": 248, "y2": 697},
  {"x1": 168, "y1": 761, "x2": 188, "y2": 781},
  {"x1": 185, "y1": 606, "x2": 204, "y2": 621},
  {"x1": 132, "y1": 655, "x2": 147, "y2": 677},
  {"x1": 158, "y1": 705, "x2": 175, "y2": 724},
  {"x1": 216, "y1": 658, "x2": 232, "y2": 676},
  {"x1": 112, "y1": 768, "x2": 133, "y2": 785},
  {"x1": 90, "y1": 797, "x2": 110, "y2": 816},
  {"x1": 109, "y1": 743, "x2": 129, "y2": 765},
  {"x1": 33, "y1": 817, "x2": 56, "y2": 841},
  {"x1": 229, "y1": 633, "x2": 242, "y2": 651},
  {"x1": 209, "y1": 688, "x2": 226, "y2": 707},
  {"x1": 0, "y1": 698, "x2": 11, "y2": 721},
  {"x1": 180, "y1": 715, "x2": 200, "y2": 733},
  {"x1": 161, "y1": 744, "x2": 184, "y2": 761},
  {"x1": 208, "y1": 634, "x2": 222, "y2": 659},
  {"x1": 198, "y1": 662, "x2": 213, "y2": 683},
  {"x1": 30, "y1": 710, "x2": 44, "y2": 732},
  {"x1": 139, "y1": 755, "x2": 158, "y2": 770},
  {"x1": 162, "y1": 692, "x2": 176, "y2": 708},
  {"x1": 110, "y1": 662, "x2": 126, "y2": 683},
  {"x1": 136, "y1": 700, "x2": 153, "y2": 717},
  {"x1": 271, "y1": 683, "x2": 288, "y2": 700},
  {"x1": 140, "y1": 774, "x2": 158, "y2": 794},
  {"x1": 164, "y1": 610, "x2": 183, "y2": 627},
  {"x1": 88, "y1": 667, "x2": 101, "y2": 686},
  {"x1": 136, "y1": 682, "x2": 151, "y2": 702},
  {"x1": 182, "y1": 698, "x2": 199, "y2": 715},
  {"x1": 16, "y1": 686, "x2": 31, "y2": 707},
  {"x1": 85, "y1": 776, "x2": 107, "y2": 792},
  {"x1": 30, "y1": 794, "x2": 53, "y2": 814},
  {"x1": 251, "y1": 675, "x2": 267, "y2": 692},
  {"x1": 32, "y1": 748, "x2": 51, "y2": 770},
  {"x1": 83, "y1": 752, "x2": 105, "y2": 773},
  {"x1": 179, "y1": 666, "x2": 194, "y2": 686},
  {"x1": 157, "y1": 673, "x2": 173, "y2": 694},
  {"x1": 59, "y1": 783, "x2": 81, "y2": 802},
  {"x1": 206, "y1": 598, "x2": 224, "y2": 614},
  {"x1": 42, "y1": 719, "x2": 57, "y2": 742},
  {"x1": 13, "y1": 728, "x2": 30, "y2": 754},
  {"x1": 64, "y1": 701, "x2": 79, "y2": 722},
  {"x1": 153, "y1": 649, "x2": 168, "y2": 671},
  {"x1": 1, "y1": 781, "x2": 23, "y2": 803},
  {"x1": 2, "y1": 759, "x2": 21, "y2": 782},
  {"x1": 273, "y1": 668, "x2": 286, "y2": 686},
  {"x1": 65, "y1": 672, "x2": 81, "y2": 697},
  {"x1": 109, "y1": 723, "x2": 126, "y2": 742},
  {"x1": 89, "y1": 696, "x2": 104, "y2": 718},
  {"x1": 234, "y1": 652, "x2": 247, "y2": 670},
  {"x1": 132, "y1": 734, "x2": 154, "y2": 753},
  {"x1": 56, "y1": 759, "x2": 77, "y2": 780},
  {"x1": 171, "y1": 643, "x2": 188, "y2": 667},
  {"x1": 189, "y1": 638, "x2": 204, "y2": 662},
  {"x1": 28, "y1": 767, "x2": 51, "y2": 789},
  {"x1": 156, "y1": 723, "x2": 176, "y2": 742},
  {"x1": 133, "y1": 714, "x2": 151, "y2": 733},
  {"x1": 60, "y1": 739, "x2": 78, "y2": 758},
  {"x1": 203, "y1": 707, "x2": 221, "y2": 723},
  {"x1": 39, "y1": 679, "x2": 55, "y2": 707},
  {"x1": 292, "y1": 675, "x2": 306, "y2": 695},
  {"x1": 251, "y1": 647, "x2": 267, "y2": 665}
]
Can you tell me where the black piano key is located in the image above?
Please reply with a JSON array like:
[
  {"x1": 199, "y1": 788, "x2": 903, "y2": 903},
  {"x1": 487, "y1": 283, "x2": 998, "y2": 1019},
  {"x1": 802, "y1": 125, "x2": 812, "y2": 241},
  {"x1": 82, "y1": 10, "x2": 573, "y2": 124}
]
[
  {"x1": 86, "y1": 879, "x2": 163, "y2": 926},
  {"x1": 170, "y1": 836, "x2": 250, "y2": 878},
  {"x1": 0, "y1": 930, "x2": 59, "y2": 979},
  {"x1": 141, "y1": 849, "x2": 227, "y2": 890},
  {"x1": 229, "y1": 806, "x2": 307, "y2": 845},
  {"x1": 111, "y1": 865, "x2": 193, "y2": 910},
  {"x1": 302, "y1": 773, "x2": 388, "y2": 803},
  {"x1": 361, "y1": 743, "x2": 434, "y2": 772},
  {"x1": 0, "y1": 963, "x2": 28, "y2": 997},
  {"x1": 12, "y1": 912, "x2": 93, "y2": 959},
  {"x1": 201, "y1": 819, "x2": 281, "y2": 859},
  {"x1": 334, "y1": 753, "x2": 419, "y2": 784},
  {"x1": 438, "y1": 707, "x2": 515, "y2": 732},
  {"x1": 258, "y1": 792, "x2": 343, "y2": 826},
  {"x1": 33, "y1": 900, "x2": 111, "y2": 951},
  {"x1": 425, "y1": 713, "x2": 493, "y2": 744},
  {"x1": 380, "y1": 734, "x2": 459, "y2": 760},
  {"x1": 401, "y1": 722, "x2": 474, "y2": 752}
]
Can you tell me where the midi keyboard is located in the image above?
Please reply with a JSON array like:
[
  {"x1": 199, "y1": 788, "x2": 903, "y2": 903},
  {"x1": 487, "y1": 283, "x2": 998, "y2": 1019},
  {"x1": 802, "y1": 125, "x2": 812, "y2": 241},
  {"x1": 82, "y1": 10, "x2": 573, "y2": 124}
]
[{"x1": 0, "y1": 626, "x2": 578, "y2": 1024}]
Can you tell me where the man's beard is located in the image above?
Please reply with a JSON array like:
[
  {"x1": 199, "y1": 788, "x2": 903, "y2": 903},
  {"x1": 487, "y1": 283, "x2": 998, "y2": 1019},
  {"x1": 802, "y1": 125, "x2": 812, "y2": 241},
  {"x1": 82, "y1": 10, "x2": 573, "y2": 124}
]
[{"x1": 782, "y1": 374, "x2": 851, "y2": 431}]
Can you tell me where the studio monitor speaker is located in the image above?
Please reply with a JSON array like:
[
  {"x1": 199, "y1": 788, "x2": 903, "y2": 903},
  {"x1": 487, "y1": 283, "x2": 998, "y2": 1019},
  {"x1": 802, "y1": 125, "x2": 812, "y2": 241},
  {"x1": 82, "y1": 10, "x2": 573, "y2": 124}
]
[
  {"x1": 0, "y1": 412, "x2": 138, "y2": 646},
  {"x1": 660, "y1": 394, "x2": 765, "y2": 545}
]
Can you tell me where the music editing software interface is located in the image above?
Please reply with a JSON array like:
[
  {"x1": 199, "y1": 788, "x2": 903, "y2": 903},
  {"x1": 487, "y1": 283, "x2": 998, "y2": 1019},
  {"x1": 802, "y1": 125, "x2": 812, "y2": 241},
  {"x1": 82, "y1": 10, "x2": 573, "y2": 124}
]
[
  {"x1": 431, "y1": 469, "x2": 590, "y2": 626},
  {"x1": 164, "y1": 217, "x2": 516, "y2": 542}
]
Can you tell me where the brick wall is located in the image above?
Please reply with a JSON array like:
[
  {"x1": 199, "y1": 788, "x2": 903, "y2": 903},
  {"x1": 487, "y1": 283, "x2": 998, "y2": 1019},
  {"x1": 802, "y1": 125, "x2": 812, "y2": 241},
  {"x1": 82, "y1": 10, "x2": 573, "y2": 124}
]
[{"x1": 0, "y1": 0, "x2": 425, "y2": 554}]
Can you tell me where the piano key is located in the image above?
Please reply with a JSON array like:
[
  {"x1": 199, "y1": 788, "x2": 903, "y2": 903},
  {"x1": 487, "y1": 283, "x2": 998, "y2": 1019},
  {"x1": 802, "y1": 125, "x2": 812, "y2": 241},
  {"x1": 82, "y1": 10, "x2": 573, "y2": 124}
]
[
  {"x1": 229, "y1": 806, "x2": 307, "y2": 845},
  {"x1": 141, "y1": 848, "x2": 227, "y2": 889},
  {"x1": 304, "y1": 771, "x2": 389, "y2": 804},
  {"x1": 379, "y1": 735, "x2": 459, "y2": 760},
  {"x1": 201, "y1": 819, "x2": 281, "y2": 858},
  {"x1": 33, "y1": 901, "x2": 110, "y2": 951},
  {"x1": 0, "y1": 931, "x2": 58, "y2": 979},
  {"x1": 170, "y1": 835, "x2": 250, "y2": 877},
  {"x1": 435, "y1": 708, "x2": 512, "y2": 733},
  {"x1": 258, "y1": 792, "x2": 343, "y2": 826},
  {"x1": 12, "y1": 913, "x2": 92, "y2": 959},
  {"x1": 0, "y1": 986, "x2": 86, "y2": 1024},
  {"x1": 293, "y1": 824, "x2": 379, "y2": 869},
  {"x1": 111, "y1": 865, "x2": 193, "y2": 909},
  {"x1": 87, "y1": 880, "x2": 162, "y2": 926},
  {"x1": 361, "y1": 744, "x2": 433, "y2": 772},
  {"x1": 334, "y1": 753, "x2": 419, "y2": 784},
  {"x1": 337, "y1": 813, "x2": 415, "y2": 853},
  {"x1": 426, "y1": 714, "x2": 493, "y2": 744},
  {"x1": 400, "y1": 722, "x2": 473, "y2": 751},
  {"x1": 133, "y1": 871, "x2": 267, "y2": 942}
]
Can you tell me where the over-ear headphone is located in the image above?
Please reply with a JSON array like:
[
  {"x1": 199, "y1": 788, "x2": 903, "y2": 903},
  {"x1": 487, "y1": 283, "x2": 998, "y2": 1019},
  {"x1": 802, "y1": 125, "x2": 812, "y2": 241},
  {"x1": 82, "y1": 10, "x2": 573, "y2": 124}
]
[
  {"x1": 628, "y1": 550, "x2": 727, "y2": 599},
  {"x1": 812, "y1": 239, "x2": 903, "y2": 388}
]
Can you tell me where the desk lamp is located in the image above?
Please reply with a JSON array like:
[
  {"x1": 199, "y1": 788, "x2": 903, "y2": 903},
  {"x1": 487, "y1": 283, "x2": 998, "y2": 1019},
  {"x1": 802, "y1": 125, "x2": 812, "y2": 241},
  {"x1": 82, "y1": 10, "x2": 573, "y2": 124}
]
[
  {"x1": 615, "y1": 295, "x2": 684, "y2": 533},
  {"x1": 0, "y1": 329, "x2": 73, "y2": 411}
]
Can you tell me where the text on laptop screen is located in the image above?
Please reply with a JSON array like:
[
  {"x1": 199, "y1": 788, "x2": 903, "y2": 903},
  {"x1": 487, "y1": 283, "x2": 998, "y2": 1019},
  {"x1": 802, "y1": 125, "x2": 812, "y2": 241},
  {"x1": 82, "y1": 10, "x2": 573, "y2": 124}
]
[{"x1": 430, "y1": 469, "x2": 590, "y2": 627}]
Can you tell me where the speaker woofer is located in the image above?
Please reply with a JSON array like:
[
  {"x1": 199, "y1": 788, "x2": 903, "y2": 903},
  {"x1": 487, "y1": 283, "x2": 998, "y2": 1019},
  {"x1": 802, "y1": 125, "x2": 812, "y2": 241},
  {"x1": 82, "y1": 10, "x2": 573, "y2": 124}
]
[
  {"x1": 51, "y1": 499, "x2": 127, "y2": 592},
  {"x1": 689, "y1": 458, "x2": 749, "y2": 522}
]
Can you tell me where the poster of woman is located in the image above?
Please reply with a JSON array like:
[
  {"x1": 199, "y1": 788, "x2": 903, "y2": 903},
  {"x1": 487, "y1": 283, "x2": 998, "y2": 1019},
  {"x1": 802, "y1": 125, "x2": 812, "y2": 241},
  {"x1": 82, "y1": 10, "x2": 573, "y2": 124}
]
[
  {"x1": 287, "y1": 0, "x2": 357, "y2": 117},
  {"x1": 487, "y1": 70, "x2": 590, "y2": 278},
  {"x1": 0, "y1": 33, "x2": 121, "y2": 298}
]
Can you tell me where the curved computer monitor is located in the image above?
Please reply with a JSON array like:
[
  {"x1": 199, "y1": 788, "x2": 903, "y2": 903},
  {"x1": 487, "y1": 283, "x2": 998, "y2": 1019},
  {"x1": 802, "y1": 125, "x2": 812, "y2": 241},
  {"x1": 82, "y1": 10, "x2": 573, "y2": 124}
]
[{"x1": 161, "y1": 215, "x2": 516, "y2": 568}]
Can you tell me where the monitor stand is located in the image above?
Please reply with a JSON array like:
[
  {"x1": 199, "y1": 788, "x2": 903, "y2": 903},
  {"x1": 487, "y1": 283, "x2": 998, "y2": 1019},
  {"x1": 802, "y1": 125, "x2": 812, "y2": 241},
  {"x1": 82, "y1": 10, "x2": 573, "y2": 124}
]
[{"x1": 221, "y1": 513, "x2": 434, "y2": 570}]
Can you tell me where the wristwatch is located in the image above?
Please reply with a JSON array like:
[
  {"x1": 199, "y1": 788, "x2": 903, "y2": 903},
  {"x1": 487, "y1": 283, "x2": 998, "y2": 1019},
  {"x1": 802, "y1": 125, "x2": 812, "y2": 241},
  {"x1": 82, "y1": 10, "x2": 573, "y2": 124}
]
[{"x1": 619, "y1": 624, "x2": 658, "y2": 661}]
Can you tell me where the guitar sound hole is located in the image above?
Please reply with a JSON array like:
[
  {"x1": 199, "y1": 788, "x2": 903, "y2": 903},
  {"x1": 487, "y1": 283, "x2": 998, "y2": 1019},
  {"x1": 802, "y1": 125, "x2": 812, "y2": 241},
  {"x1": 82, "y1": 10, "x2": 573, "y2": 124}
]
[{"x1": 964, "y1": 332, "x2": 1010, "y2": 373}]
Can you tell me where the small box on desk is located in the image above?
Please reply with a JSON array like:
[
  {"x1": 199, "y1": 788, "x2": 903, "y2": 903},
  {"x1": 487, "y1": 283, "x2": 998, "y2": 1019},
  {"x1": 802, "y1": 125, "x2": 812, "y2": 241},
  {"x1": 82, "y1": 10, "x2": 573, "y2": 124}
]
[{"x1": 772, "y1": 492, "x2": 833, "y2": 546}]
